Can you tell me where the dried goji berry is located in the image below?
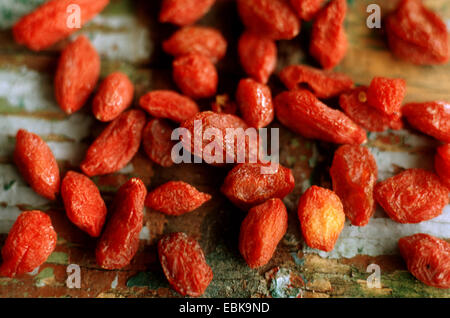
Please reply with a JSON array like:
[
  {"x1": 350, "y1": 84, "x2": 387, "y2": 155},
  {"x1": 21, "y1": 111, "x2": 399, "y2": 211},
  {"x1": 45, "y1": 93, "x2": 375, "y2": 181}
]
[
  {"x1": 163, "y1": 26, "x2": 227, "y2": 63},
  {"x1": 158, "y1": 232, "x2": 213, "y2": 297},
  {"x1": 330, "y1": 145, "x2": 378, "y2": 226},
  {"x1": 92, "y1": 72, "x2": 134, "y2": 122},
  {"x1": 402, "y1": 101, "x2": 450, "y2": 143},
  {"x1": 239, "y1": 198, "x2": 288, "y2": 268},
  {"x1": 54, "y1": 36, "x2": 100, "y2": 114},
  {"x1": 236, "y1": 78, "x2": 274, "y2": 129},
  {"x1": 339, "y1": 86, "x2": 403, "y2": 132},
  {"x1": 81, "y1": 110, "x2": 146, "y2": 177},
  {"x1": 238, "y1": 31, "x2": 277, "y2": 84},
  {"x1": 237, "y1": 0, "x2": 300, "y2": 40},
  {"x1": 279, "y1": 64, "x2": 354, "y2": 99},
  {"x1": 366, "y1": 77, "x2": 406, "y2": 119},
  {"x1": 139, "y1": 90, "x2": 199, "y2": 123},
  {"x1": 398, "y1": 233, "x2": 450, "y2": 289},
  {"x1": 61, "y1": 171, "x2": 107, "y2": 237},
  {"x1": 310, "y1": 0, "x2": 348, "y2": 69},
  {"x1": 385, "y1": 0, "x2": 449, "y2": 65},
  {"x1": 435, "y1": 144, "x2": 450, "y2": 189},
  {"x1": 297, "y1": 185, "x2": 345, "y2": 252},
  {"x1": 96, "y1": 178, "x2": 147, "y2": 270},
  {"x1": 274, "y1": 89, "x2": 367, "y2": 144},
  {"x1": 142, "y1": 118, "x2": 175, "y2": 168},
  {"x1": 159, "y1": 0, "x2": 215, "y2": 26},
  {"x1": 374, "y1": 168, "x2": 449, "y2": 224},
  {"x1": 290, "y1": 0, "x2": 325, "y2": 21},
  {"x1": 211, "y1": 94, "x2": 237, "y2": 115},
  {"x1": 145, "y1": 181, "x2": 211, "y2": 216},
  {"x1": 0, "y1": 211, "x2": 57, "y2": 278},
  {"x1": 12, "y1": 0, "x2": 109, "y2": 51},
  {"x1": 172, "y1": 54, "x2": 218, "y2": 99},
  {"x1": 221, "y1": 163, "x2": 295, "y2": 210},
  {"x1": 14, "y1": 129, "x2": 60, "y2": 200}
]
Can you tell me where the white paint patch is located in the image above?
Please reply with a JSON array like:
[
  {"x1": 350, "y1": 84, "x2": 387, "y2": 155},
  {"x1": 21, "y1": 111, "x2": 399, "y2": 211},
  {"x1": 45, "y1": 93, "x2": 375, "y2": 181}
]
[
  {"x1": 139, "y1": 225, "x2": 150, "y2": 240},
  {"x1": 111, "y1": 274, "x2": 118, "y2": 289},
  {"x1": 0, "y1": 206, "x2": 23, "y2": 233}
]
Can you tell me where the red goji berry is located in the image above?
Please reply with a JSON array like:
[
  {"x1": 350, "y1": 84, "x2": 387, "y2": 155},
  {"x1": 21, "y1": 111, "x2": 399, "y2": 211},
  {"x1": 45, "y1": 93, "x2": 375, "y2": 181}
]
[
  {"x1": 298, "y1": 186, "x2": 345, "y2": 252},
  {"x1": 366, "y1": 77, "x2": 406, "y2": 119},
  {"x1": 14, "y1": 129, "x2": 60, "y2": 200},
  {"x1": 238, "y1": 31, "x2": 277, "y2": 84},
  {"x1": 290, "y1": 0, "x2": 325, "y2": 21},
  {"x1": 310, "y1": 0, "x2": 348, "y2": 69},
  {"x1": 92, "y1": 72, "x2": 134, "y2": 122},
  {"x1": 139, "y1": 90, "x2": 199, "y2": 123},
  {"x1": 239, "y1": 198, "x2": 288, "y2": 268},
  {"x1": 159, "y1": 0, "x2": 215, "y2": 26},
  {"x1": 236, "y1": 78, "x2": 274, "y2": 129},
  {"x1": 142, "y1": 118, "x2": 175, "y2": 168},
  {"x1": 402, "y1": 101, "x2": 450, "y2": 143},
  {"x1": 12, "y1": 0, "x2": 109, "y2": 51},
  {"x1": 398, "y1": 233, "x2": 450, "y2": 289},
  {"x1": 163, "y1": 26, "x2": 227, "y2": 63},
  {"x1": 279, "y1": 64, "x2": 354, "y2": 99},
  {"x1": 61, "y1": 171, "x2": 107, "y2": 237},
  {"x1": 339, "y1": 87, "x2": 403, "y2": 132},
  {"x1": 54, "y1": 36, "x2": 100, "y2": 114},
  {"x1": 81, "y1": 110, "x2": 146, "y2": 177},
  {"x1": 145, "y1": 181, "x2": 211, "y2": 216},
  {"x1": 374, "y1": 168, "x2": 449, "y2": 224},
  {"x1": 0, "y1": 211, "x2": 56, "y2": 278},
  {"x1": 274, "y1": 89, "x2": 367, "y2": 144},
  {"x1": 158, "y1": 232, "x2": 213, "y2": 297},
  {"x1": 435, "y1": 144, "x2": 450, "y2": 189},
  {"x1": 211, "y1": 94, "x2": 237, "y2": 115},
  {"x1": 221, "y1": 163, "x2": 295, "y2": 210},
  {"x1": 385, "y1": 0, "x2": 449, "y2": 65},
  {"x1": 237, "y1": 0, "x2": 300, "y2": 40},
  {"x1": 330, "y1": 145, "x2": 378, "y2": 227},
  {"x1": 96, "y1": 178, "x2": 147, "y2": 269},
  {"x1": 172, "y1": 54, "x2": 218, "y2": 99}
]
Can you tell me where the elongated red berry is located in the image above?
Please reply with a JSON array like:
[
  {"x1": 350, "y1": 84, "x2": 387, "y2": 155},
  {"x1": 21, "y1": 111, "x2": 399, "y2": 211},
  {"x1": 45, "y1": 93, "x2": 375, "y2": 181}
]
[
  {"x1": 435, "y1": 144, "x2": 450, "y2": 189},
  {"x1": 367, "y1": 77, "x2": 406, "y2": 118},
  {"x1": 142, "y1": 118, "x2": 175, "y2": 168},
  {"x1": 159, "y1": 0, "x2": 215, "y2": 26}
]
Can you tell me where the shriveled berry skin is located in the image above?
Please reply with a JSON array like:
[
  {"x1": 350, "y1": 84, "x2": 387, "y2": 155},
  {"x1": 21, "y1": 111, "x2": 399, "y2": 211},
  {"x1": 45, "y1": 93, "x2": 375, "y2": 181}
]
[
  {"x1": 14, "y1": 129, "x2": 60, "y2": 200},
  {"x1": 279, "y1": 64, "x2": 354, "y2": 99},
  {"x1": 173, "y1": 54, "x2": 218, "y2": 99},
  {"x1": 339, "y1": 86, "x2": 403, "y2": 132},
  {"x1": 12, "y1": 0, "x2": 109, "y2": 51},
  {"x1": 163, "y1": 26, "x2": 227, "y2": 63},
  {"x1": 81, "y1": 110, "x2": 146, "y2": 177},
  {"x1": 145, "y1": 181, "x2": 211, "y2": 216},
  {"x1": 159, "y1": 0, "x2": 215, "y2": 26},
  {"x1": 61, "y1": 171, "x2": 107, "y2": 237},
  {"x1": 54, "y1": 36, "x2": 100, "y2": 114},
  {"x1": 158, "y1": 232, "x2": 213, "y2": 297},
  {"x1": 297, "y1": 186, "x2": 345, "y2": 252},
  {"x1": 330, "y1": 145, "x2": 378, "y2": 226},
  {"x1": 221, "y1": 163, "x2": 295, "y2": 210},
  {"x1": 374, "y1": 169, "x2": 449, "y2": 224},
  {"x1": 92, "y1": 72, "x2": 134, "y2": 122},
  {"x1": 310, "y1": 0, "x2": 348, "y2": 69},
  {"x1": 367, "y1": 77, "x2": 406, "y2": 118},
  {"x1": 139, "y1": 90, "x2": 199, "y2": 123},
  {"x1": 236, "y1": 78, "x2": 274, "y2": 129},
  {"x1": 96, "y1": 178, "x2": 147, "y2": 270},
  {"x1": 142, "y1": 119, "x2": 175, "y2": 168},
  {"x1": 290, "y1": 0, "x2": 325, "y2": 21},
  {"x1": 237, "y1": 0, "x2": 300, "y2": 40},
  {"x1": 239, "y1": 198, "x2": 288, "y2": 268},
  {"x1": 211, "y1": 94, "x2": 237, "y2": 115},
  {"x1": 238, "y1": 31, "x2": 277, "y2": 84},
  {"x1": 385, "y1": 0, "x2": 449, "y2": 65},
  {"x1": 0, "y1": 211, "x2": 57, "y2": 278},
  {"x1": 402, "y1": 101, "x2": 450, "y2": 143},
  {"x1": 274, "y1": 89, "x2": 367, "y2": 144},
  {"x1": 435, "y1": 144, "x2": 450, "y2": 189},
  {"x1": 399, "y1": 233, "x2": 450, "y2": 289}
]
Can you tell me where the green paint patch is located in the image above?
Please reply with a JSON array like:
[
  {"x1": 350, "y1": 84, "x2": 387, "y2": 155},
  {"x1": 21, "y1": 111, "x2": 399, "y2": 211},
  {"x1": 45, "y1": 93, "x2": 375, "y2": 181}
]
[
  {"x1": 286, "y1": 156, "x2": 296, "y2": 166},
  {"x1": 290, "y1": 252, "x2": 305, "y2": 266},
  {"x1": 46, "y1": 252, "x2": 69, "y2": 265},
  {"x1": 0, "y1": 97, "x2": 24, "y2": 114},
  {"x1": 102, "y1": 0, "x2": 135, "y2": 15},
  {"x1": 290, "y1": 138, "x2": 300, "y2": 148},
  {"x1": 269, "y1": 268, "x2": 303, "y2": 298},
  {"x1": 34, "y1": 267, "x2": 54, "y2": 287},
  {"x1": 3, "y1": 180, "x2": 16, "y2": 191},
  {"x1": 126, "y1": 271, "x2": 169, "y2": 290}
]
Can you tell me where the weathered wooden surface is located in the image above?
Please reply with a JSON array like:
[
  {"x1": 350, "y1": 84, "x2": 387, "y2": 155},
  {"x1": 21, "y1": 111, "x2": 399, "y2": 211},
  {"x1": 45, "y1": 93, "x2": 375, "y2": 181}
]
[{"x1": 0, "y1": 0, "x2": 449, "y2": 298}]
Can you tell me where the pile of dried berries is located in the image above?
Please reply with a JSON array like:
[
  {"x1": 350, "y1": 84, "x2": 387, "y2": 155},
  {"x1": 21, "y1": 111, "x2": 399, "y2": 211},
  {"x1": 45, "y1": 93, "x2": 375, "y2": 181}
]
[{"x1": 2, "y1": 0, "x2": 449, "y2": 295}]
